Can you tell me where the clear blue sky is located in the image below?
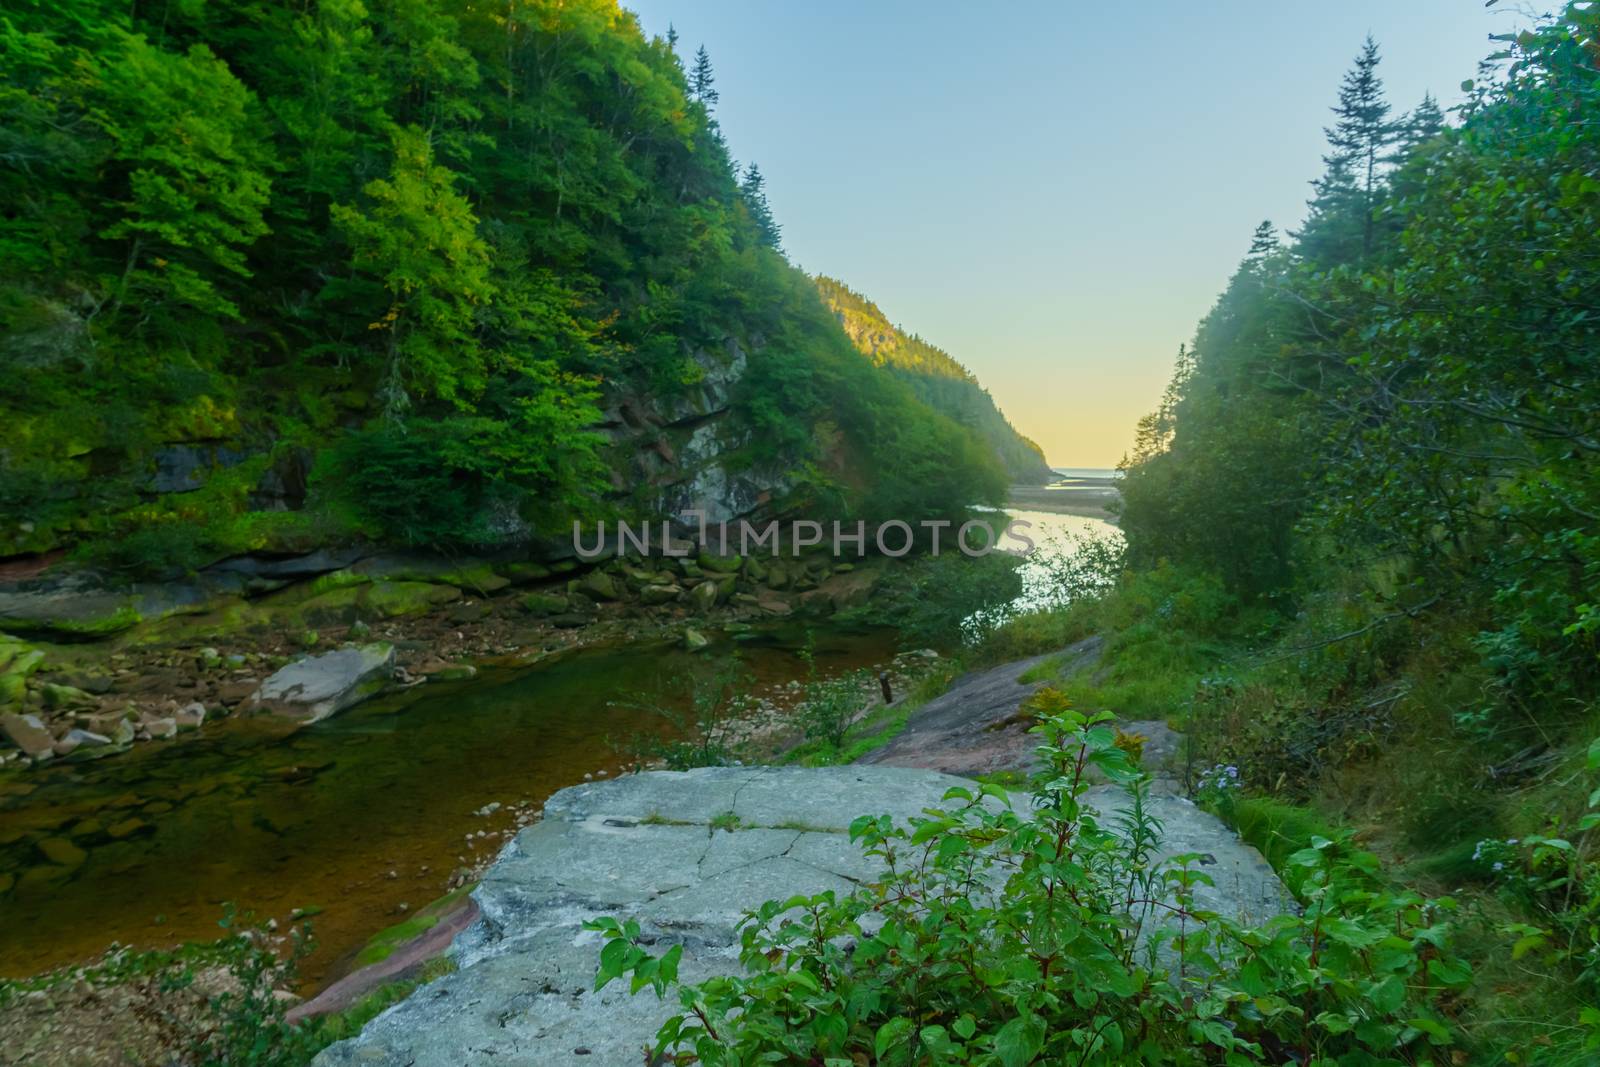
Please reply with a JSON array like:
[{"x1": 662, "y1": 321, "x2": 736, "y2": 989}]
[{"x1": 624, "y1": 1, "x2": 1522, "y2": 466}]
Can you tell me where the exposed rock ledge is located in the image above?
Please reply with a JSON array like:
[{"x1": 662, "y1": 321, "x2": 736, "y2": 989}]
[{"x1": 314, "y1": 764, "x2": 1288, "y2": 1067}]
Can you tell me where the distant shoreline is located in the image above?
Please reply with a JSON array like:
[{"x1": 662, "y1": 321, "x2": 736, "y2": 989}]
[{"x1": 1007, "y1": 477, "x2": 1120, "y2": 522}]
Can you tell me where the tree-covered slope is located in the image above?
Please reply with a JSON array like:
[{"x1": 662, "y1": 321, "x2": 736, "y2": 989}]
[
  {"x1": 815, "y1": 276, "x2": 1054, "y2": 485},
  {"x1": 0, "y1": 0, "x2": 1004, "y2": 575},
  {"x1": 1100, "y1": 13, "x2": 1600, "y2": 1055}
]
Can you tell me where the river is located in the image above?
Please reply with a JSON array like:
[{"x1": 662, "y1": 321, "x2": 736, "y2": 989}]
[
  {"x1": 0, "y1": 508, "x2": 1117, "y2": 991},
  {"x1": 0, "y1": 624, "x2": 899, "y2": 988}
]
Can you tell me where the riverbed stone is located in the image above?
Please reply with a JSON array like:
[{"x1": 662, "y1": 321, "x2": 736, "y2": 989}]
[
  {"x1": 39, "y1": 683, "x2": 96, "y2": 712},
  {"x1": 690, "y1": 577, "x2": 720, "y2": 611},
  {"x1": 314, "y1": 765, "x2": 1290, "y2": 1067},
  {"x1": 250, "y1": 643, "x2": 396, "y2": 723},
  {"x1": 520, "y1": 592, "x2": 568, "y2": 616},
  {"x1": 143, "y1": 716, "x2": 178, "y2": 740},
  {"x1": 0, "y1": 712, "x2": 53, "y2": 759},
  {"x1": 362, "y1": 581, "x2": 462, "y2": 619},
  {"x1": 639, "y1": 583, "x2": 682, "y2": 605},
  {"x1": 36, "y1": 837, "x2": 86, "y2": 869},
  {"x1": 696, "y1": 552, "x2": 742, "y2": 574},
  {"x1": 579, "y1": 570, "x2": 620, "y2": 601},
  {"x1": 62, "y1": 728, "x2": 111, "y2": 748}
]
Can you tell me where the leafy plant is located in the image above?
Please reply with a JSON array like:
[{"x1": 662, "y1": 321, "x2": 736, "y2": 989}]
[
  {"x1": 614, "y1": 661, "x2": 754, "y2": 771},
  {"x1": 589, "y1": 707, "x2": 1470, "y2": 1065}
]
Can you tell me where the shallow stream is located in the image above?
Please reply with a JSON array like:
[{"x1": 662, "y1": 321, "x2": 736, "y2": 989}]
[{"x1": 0, "y1": 624, "x2": 898, "y2": 988}]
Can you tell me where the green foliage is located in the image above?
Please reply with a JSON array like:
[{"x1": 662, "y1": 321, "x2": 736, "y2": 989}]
[
  {"x1": 613, "y1": 660, "x2": 753, "y2": 771},
  {"x1": 1119, "y1": 6, "x2": 1600, "y2": 701},
  {"x1": 0, "y1": 0, "x2": 1003, "y2": 569},
  {"x1": 794, "y1": 639, "x2": 874, "y2": 752},
  {"x1": 169, "y1": 908, "x2": 323, "y2": 1067},
  {"x1": 842, "y1": 551, "x2": 1023, "y2": 650},
  {"x1": 817, "y1": 275, "x2": 1054, "y2": 485},
  {"x1": 1475, "y1": 738, "x2": 1600, "y2": 998},
  {"x1": 590, "y1": 709, "x2": 1470, "y2": 1065}
]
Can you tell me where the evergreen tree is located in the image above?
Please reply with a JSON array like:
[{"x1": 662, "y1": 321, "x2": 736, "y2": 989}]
[
  {"x1": 740, "y1": 162, "x2": 781, "y2": 249},
  {"x1": 1321, "y1": 35, "x2": 1396, "y2": 258},
  {"x1": 666, "y1": 23, "x2": 678, "y2": 51},
  {"x1": 1246, "y1": 219, "x2": 1279, "y2": 260},
  {"x1": 1296, "y1": 38, "x2": 1402, "y2": 266},
  {"x1": 1392, "y1": 92, "x2": 1445, "y2": 158},
  {"x1": 690, "y1": 45, "x2": 717, "y2": 106}
]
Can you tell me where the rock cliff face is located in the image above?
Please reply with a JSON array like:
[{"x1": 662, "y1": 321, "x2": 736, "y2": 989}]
[{"x1": 598, "y1": 338, "x2": 790, "y2": 527}]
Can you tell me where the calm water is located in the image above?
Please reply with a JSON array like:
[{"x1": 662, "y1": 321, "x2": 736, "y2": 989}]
[
  {"x1": 964, "y1": 508, "x2": 1122, "y2": 635},
  {"x1": 0, "y1": 624, "x2": 897, "y2": 987}
]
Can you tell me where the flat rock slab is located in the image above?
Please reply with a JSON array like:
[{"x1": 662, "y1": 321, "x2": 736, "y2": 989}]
[
  {"x1": 313, "y1": 766, "x2": 973, "y2": 1067},
  {"x1": 315, "y1": 765, "x2": 1289, "y2": 1067},
  {"x1": 859, "y1": 637, "x2": 1103, "y2": 777},
  {"x1": 250, "y1": 643, "x2": 394, "y2": 722},
  {"x1": 1079, "y1": 785, "x2": 1288, "y2": 927}
]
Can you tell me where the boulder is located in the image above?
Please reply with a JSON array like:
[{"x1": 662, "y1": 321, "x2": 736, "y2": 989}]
[
  {"x1": 56, "y1": 671, "x2": 113, "y2": 695},
  {"x1": 578, "y1": 571, "x2": 620, "y2": 602},
  {"x1": 0, "y1": 641, "x2": 43, "y2": 677},
  {"x1": 696, "y1": 553, "x2": 743, "y2": 575},
  {"x1": 63, "y1": 728, "x2": 112, "y2": 748},
  {"x1": 0, "y1": 584, "x2": 142, "y2": 639},
  {"x1": 500, "y1": 562, "x2": 552, "y2": 586},
  {"x1": 143, "y1": 716, "x2": 178, "y2": 739},
  {"x1": 174, "y1": 702, "x2": 206, "y2": 730},
  {"x1": 217, "y1": 679, "x2": 259, "y2": 706},
  {"x1": 209, "y1": 547, "x2": 368, "y2": 581},
  {"x1": 250, "y1": 643, "x2": 396, "y2": 723},
  {"x1": 639, "y1": 583, "x2": 683, "y2": 606},
  {"x1": 363, "y1": 581, "x2": 462, "y2": 619},
  {"x1": 682, "y1": 627, "x2": 710, "y2": 652},
  {"x1": 690, "y1": 578, "x2": 720, "y2": 613},
  {"x1": 352, "y1": 554, "x2": 511, "y2": 593},
  {"x1": 0, "y1": 712, "x2": 53, "y2": 759},
  {"x1": 40, "y1": 683, "x2": 96, "y2": 712},
  {"x1": 797, "y1": 589, "x2": 836, "y2": 616},
  {"x1": 519, "y1": 592, "x2": 569, "y2": 616}
]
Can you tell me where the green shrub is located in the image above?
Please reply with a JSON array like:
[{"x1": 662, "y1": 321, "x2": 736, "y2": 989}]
[
  {"x1": 1224, "y1": 797, "x2": 1342, "y2": 896},
  {"x1": 590, "y1": 709, "x2": 1471, "y2": 1065},
  {"x1": 843, "y1": 551, "x2": 1023, "y2": 650},
  {"x1": 613, "y1": 661, "x2": 753, "y2": 771}
]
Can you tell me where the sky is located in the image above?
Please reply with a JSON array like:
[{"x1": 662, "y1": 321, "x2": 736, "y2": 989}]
[{"x1": 623, "y1": 0, "x2": 1526, "y2": 467}]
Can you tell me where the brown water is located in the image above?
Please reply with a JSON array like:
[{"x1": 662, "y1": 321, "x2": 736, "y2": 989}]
[{"x1": 0, "y1": 624, "x2": 898, "y2": 988}]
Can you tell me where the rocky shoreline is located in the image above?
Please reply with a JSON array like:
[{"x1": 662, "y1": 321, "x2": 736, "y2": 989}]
[{"x1": 0, "y1": 546, "x2": 892, "y2": 772}]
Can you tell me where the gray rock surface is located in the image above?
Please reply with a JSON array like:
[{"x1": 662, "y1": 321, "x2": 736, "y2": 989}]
[
  {"x1": 0, "y1": 712, "x2": 54, "y2": 759},
  {"x1": 250, "y1": 643, "x2": 395, "y2": 722},
  {"x1": 313, "y1": 766, "x2": 972, "y2": 1067},
  {"x1": 314, "y1": 763, "x2": 1289, "y2": 1067},
  {"x1": 859, "y1": 637, "x2": 1103, "y2": 776}
]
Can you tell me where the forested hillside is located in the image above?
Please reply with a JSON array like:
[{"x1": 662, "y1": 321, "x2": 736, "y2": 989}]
[
  {"x1": 816, "y1": 276, "x2": 1054, "y2": 484},
  {"x1": 0, "y1": 0, "x2": 1005, "y2": 576},
  {"x1": 1043, "y1": 10, "x2": 1600, "y2": 1058}
]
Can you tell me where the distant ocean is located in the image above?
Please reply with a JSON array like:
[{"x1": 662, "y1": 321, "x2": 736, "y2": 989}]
[{"x1": 1049, "y1": 467, "x2": 1120, "y2": 480}]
